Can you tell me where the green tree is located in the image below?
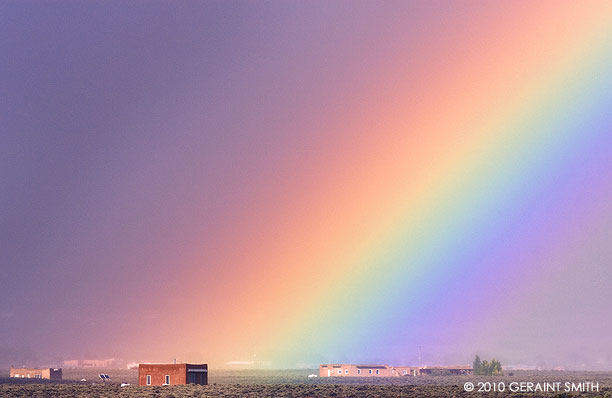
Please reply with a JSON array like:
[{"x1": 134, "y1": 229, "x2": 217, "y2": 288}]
[
  {"x1": 490, "y1": 359, "x2": 503, "y2": 375},
  {"x1": 473, "y1": 355, "x2": 503, "y2": 375},
  {"x1": 480, "y1": 360, "x2": 490, "y2": 375},
  {"x1": 473, "y1": 355, "x2": 482, "y2": 375}
]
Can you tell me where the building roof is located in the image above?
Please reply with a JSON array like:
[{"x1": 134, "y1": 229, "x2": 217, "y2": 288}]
[
  {"x1": 138, "y1": 363, "x2": 207, "y2": 369},
  {"x1": 10, "y1": 367, "x2": 61, "y2": 371},
  {"x1": 420, "y1": 365, "x2": 472, "y2": 370},
  {"x1": 320, "y1": 363, "x2": 471, "y2": 370}
]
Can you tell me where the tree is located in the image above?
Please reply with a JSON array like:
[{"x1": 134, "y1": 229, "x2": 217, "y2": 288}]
[
  {"x1": 473, "y1": 355, "x2": 482, "y2": 375},
  {"x1": 473, "y1": 355, "x2": 503, "y2": 376},
  {"x1": 490, "y1": 359, "x2": 503, "y2": 375},
  {"x1": 481, "y1": 360, "x2": 490, "y2": 375}
]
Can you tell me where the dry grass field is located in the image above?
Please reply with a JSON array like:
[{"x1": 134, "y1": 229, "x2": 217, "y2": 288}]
[{"x1": 1, "y1": 369, "x2": 612, "y2": 397}]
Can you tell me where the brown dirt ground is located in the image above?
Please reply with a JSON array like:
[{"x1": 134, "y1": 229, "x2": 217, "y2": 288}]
[{"x1": 1, "y1": 369, "x2": 611, "y2": 397}]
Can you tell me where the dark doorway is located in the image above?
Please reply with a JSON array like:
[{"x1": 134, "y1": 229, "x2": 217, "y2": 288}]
[{"x1": 187, "y1": 371, "x2": 207, "y2": 385}]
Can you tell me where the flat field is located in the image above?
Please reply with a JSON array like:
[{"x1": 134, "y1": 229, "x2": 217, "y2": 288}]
[{"x1": 1, "y1": 369, "x2": 611, "y2": 397}]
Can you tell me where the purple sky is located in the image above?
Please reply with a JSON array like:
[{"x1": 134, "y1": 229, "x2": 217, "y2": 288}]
[{"x1": 2, "y1": 1, "x2": 612, "y2": 370}]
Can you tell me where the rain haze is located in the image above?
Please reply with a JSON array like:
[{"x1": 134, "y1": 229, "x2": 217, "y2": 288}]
[{"x1": 2, "y1": 1, "x2": 612, "y2": 370}]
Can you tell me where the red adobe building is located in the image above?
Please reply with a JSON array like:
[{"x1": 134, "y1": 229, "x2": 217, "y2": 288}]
[
  {"x1": 10, "y1": 367, "x2": 62, "y2": 380},
  {"x1": 138, "y1": 363, "x2": 208, "y2": 386}
]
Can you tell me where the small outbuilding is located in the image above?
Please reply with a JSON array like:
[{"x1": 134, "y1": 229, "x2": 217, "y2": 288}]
[
  {"x1": 138, "y1": 363, "x2": 208, "y2": 386},
  {"x1": 10, "y1": 367, "x2": 62, "y2": 380}
]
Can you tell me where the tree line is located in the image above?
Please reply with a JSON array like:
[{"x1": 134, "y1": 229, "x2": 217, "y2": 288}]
[{"x1": 473, "y1": 355, "x2": 503, "y2": 375}]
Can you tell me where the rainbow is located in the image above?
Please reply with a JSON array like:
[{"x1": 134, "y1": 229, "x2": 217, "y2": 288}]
[{"x1": 125, "y1": 2, "x2": 612, "y2": 367}]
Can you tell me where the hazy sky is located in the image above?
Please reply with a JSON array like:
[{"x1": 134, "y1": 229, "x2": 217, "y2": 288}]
[{"x1": 2, "y1": 1, "x2": 611, "y2": 369}]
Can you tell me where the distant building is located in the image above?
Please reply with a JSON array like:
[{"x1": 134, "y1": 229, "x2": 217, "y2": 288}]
[
  {"x1": 419, "y1": 365, "x2": 473, "y2": 375},
  {"x1": 138, "y1": 363, "x2": 208, "y2": 386},
  {"x1": 319, "y1": 364, "x2": 472, "y2": 377},
  {"x1": 127, "y1": 362, "x2": 139, "y2": 370},
  {"x1": 10, "y1": 367, "x2": 62, "y2": 380},
  {"x1": 224, "y1": 360, "x2": 272, "y2": 368},
  {"x1": 503, "y1": 364, "x2": 541, "y2": 371},
  {"x1": 63, "y1": 358, "x2": 117, "y2": 368},
  {"x1": 319, "y1": 364, "x2": 419, "y2": 377}
]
